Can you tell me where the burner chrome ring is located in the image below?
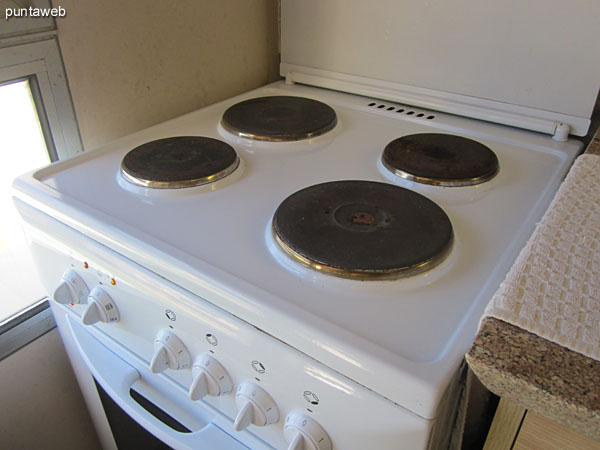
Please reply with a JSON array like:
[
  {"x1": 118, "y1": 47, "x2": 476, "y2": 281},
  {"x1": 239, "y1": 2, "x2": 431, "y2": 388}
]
[
  {"x1": 381, "y1": 156, "x2": 499, "y2": 187},
  {"x1": 273, "y1": 226, "x2": 454, "y2": 281},
  {"x1": 120, "y1": 155, "x2": 240, "y2": 189},
  {"x1": 220, "y1": 118, "x2": 337, "y2": 142}
]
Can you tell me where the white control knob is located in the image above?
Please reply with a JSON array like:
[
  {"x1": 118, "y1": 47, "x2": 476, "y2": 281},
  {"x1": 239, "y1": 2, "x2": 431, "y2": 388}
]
[
  {"x1": 81, "y1": 287, "x2": 119, "y2": 325},
  {"x1": 284, "y1": 412, "x2": 332, "y2": 450},
  {"x1": 233, "y1": 382, "x2": 279, "y2": 431},
  {"x1": 150, "y1": 329, "x2": 191, "y2": 374},
  {"x1": 188, "y1": 354, "x2": 233, "y2": 400},
  {"x1": 53, "y1": 270, "x2": 89, "y2": 304}
]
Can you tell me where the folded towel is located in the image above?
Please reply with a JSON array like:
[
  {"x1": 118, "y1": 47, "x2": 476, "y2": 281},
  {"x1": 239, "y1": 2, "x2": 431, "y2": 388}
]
[{"x1": 483, "y1": 154, "x2": 600, "y2": 361}]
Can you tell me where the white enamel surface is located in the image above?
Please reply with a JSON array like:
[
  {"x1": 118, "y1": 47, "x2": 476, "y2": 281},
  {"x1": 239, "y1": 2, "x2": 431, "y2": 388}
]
[
  {"x1": 13, "y1": 82, "x2": 581, "y2": 422},
  {"x1": 18, "y1": 209, "x2": 433, "y2": 449},
  {"x1": 55, "y1": 310, "x2": 268, "y2": 450}
]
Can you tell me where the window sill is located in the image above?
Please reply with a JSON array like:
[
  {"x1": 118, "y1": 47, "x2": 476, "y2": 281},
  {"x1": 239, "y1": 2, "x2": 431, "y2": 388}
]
[{"x1": 0, "y1": 299, "x2": 56, "y2": 361}]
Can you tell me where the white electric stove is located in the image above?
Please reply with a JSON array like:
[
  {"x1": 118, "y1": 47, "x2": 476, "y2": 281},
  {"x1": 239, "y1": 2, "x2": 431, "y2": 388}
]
[{"x1": 12, "y1": 1, "x2": 600, "y2": 450}]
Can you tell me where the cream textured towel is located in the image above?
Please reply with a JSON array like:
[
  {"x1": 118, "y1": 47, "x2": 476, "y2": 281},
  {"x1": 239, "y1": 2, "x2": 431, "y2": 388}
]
[{"x1": 483, "y1": 154, "x2": 600, "y2": 361}]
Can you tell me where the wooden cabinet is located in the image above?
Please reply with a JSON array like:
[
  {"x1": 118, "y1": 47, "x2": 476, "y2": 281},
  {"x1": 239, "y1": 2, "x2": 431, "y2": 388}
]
[{"x1": 483, "y1": 399, "x2": 600, "y2": 450}]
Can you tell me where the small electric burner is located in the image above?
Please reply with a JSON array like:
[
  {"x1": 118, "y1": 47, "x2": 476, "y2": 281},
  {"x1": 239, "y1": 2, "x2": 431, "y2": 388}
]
[
  {"x1": 221, "y1": 96, "x2": 337, "y2": 141},
  {"x1": 272, "y1": 180, "x2": 453, "y2": 280},
  {"x1": 120, "y1": 136, "x2": 239, "y2": 189},
  {"x1": 382, "y1": 133, "x2": 499, "y2": 187}
]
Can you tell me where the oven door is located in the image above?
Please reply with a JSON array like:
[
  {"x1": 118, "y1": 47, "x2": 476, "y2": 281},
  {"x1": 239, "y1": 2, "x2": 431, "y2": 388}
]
[{"x1": 62, "y1": 313, "x2": 258, "y2": 450}]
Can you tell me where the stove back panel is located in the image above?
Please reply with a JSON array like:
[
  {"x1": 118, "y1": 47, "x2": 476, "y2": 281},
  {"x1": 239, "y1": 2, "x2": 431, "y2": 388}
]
[{"x1": 281, "y1": 0, "x2": 600, "y2": 136}]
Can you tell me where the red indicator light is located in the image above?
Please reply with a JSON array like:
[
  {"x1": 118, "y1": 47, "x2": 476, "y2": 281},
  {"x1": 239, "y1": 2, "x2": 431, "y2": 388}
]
[{"x1": 83, "y1": 262, "x2": 89, "y2": 269}]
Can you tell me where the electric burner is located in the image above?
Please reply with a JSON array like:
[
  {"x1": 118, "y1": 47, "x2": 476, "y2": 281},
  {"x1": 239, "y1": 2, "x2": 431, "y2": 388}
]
[
  {"x1": 382, "y1": 133, "x2": 499, "y2": 187},
  {"x1": 272, "y1": 180, "x2": 453, "y2": 280},
  {"x1": 120, "y1": 136, "x2": 239, "y2": 189},
  {"x1": 221, "y1": 96, "x2": 337, "y2": 141}
]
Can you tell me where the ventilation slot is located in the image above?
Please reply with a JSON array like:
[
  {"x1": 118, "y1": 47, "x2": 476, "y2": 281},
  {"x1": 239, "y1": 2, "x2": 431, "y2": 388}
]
[{"x1": 367, "y1": 102, "x2": 435, "y2": 121}]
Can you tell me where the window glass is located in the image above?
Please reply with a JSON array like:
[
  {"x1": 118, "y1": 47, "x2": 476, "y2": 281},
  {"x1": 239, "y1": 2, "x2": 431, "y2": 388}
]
[{"x1": 0, "y1": 79, "x2": 50, "y2": 321}]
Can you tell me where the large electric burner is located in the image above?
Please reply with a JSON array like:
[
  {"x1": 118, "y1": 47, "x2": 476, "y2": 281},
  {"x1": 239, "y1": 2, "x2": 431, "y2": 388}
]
[
  {"x1": 272, "y1": 180, "x2": 454, "y2": 280},
  {"x1": 120, "y1": 136, "x2": 239, "y2": 188},
  {"x1": 221, "y1": 96, "x2": 337, "y2": 141},
  {"x1": 382, "y1": 133, "x2": 499, "y2": 187}
]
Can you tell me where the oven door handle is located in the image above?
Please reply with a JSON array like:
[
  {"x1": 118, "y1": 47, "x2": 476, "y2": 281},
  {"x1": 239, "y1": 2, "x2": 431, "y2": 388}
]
[{"x1": 67, "y1": 316, "x2": 249, "y2": 450}]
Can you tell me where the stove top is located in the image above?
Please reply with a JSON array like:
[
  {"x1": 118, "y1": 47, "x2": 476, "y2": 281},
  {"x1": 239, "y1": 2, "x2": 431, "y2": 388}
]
[{"x1": 16, "y1": 81, "x2": 581, "y2": 418}]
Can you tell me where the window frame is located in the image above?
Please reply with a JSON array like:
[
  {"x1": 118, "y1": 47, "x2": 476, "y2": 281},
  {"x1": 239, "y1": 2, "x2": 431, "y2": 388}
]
[
  {"x1": 0, "y1": 36, "x2": 82, "y2": 160},
  {"x1": 0, "y1": 25, "x2": 82, "y2": 359}
]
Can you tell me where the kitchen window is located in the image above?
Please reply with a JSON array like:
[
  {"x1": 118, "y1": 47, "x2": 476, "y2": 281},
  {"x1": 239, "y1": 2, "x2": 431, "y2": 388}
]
[{"x1": 0, "y1": 6, "x2": 82, "y2": 359}]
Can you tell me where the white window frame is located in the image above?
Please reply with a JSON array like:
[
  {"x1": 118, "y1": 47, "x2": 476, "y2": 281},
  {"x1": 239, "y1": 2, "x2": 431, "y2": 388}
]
[
  {"x1": 0, "y1": 36, "x2": 82, "y2": 160},
  {"x1": 0, "y1": 25, "x2": 82, "y2": 358}
]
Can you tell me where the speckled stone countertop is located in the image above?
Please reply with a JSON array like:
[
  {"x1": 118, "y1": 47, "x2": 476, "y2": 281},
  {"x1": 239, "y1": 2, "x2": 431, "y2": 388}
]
[
  {"x1": 587, "y1": 134, "x2": 600, "y2": 155},
  {"x1": 466, "y1": 317, "x2": 600, "y2": 439},
  {"x1": 466, "y1": 130, "x2": 600, "y2": 441}
]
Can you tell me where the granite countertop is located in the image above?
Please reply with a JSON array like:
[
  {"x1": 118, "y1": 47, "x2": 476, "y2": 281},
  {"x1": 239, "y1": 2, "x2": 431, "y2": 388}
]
[
  {"x1": 466, "y1": 132, "x2": 600, "y2": 440},
  {"x1": 587, "y1": 134, "x2": 600, "y2": 155}
]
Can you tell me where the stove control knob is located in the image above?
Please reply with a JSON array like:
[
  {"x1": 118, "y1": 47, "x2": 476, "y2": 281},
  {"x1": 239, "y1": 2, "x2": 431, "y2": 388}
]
[
  {"x1": 284, "y1": 412, "x2": 332, "y2": 450},
  {"x1": 188, "y1": 354, "x2": 233, "y2": 400},
  {"x1": 53, "y1": 270, "x2": 89, "y2": 304},
  {"x1": 233, "y1": 382, "x2": 279, "y2": 431},
  {"x1": 81, "y1": 287, "x2": 120, "y2": 325},
  {"x1": 150, "y1": 329, "x2": 191, "y2": 374}
]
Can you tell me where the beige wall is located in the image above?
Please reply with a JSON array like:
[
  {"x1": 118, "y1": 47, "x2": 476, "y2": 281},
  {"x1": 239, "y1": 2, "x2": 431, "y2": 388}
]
[
  {"x1": 0, "y1": 329, "x2": 100, "y2": 450},
  {"x1": 57, "y1": 0, "x2": 280, "y2": 150}
]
